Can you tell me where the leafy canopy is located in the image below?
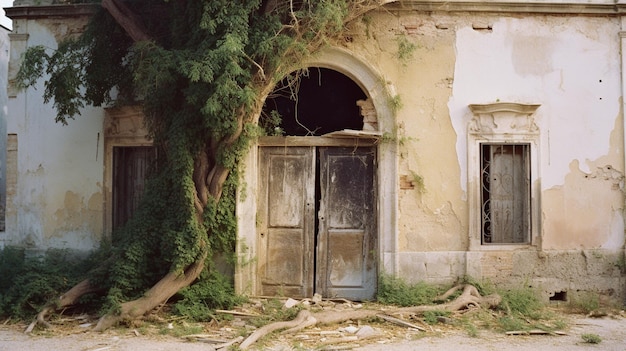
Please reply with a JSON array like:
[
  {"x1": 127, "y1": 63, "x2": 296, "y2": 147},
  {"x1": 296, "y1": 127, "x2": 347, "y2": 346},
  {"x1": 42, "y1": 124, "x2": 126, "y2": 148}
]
[{"x1": 15, "y1": 0, "x2": 371, "y2": 314}]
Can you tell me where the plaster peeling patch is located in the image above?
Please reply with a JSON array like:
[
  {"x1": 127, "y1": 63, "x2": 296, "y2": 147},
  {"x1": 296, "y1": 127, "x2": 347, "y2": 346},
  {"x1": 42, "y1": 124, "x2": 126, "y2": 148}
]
[
  {"x1": 584, "y1": 165, "x2": 624, "y2": 190},
  {"x1": 399, "y1": 201, "x2": 465, "y2": 251},
  {"x1": 40, "y1": 18, "x2": 90, "y2": 43},
  {"x1": 542, "y1": 160, "x2": 625, "y2": 250},
  {"x1": 50, "y1": 191, "x2": 103, "y2": 240}
]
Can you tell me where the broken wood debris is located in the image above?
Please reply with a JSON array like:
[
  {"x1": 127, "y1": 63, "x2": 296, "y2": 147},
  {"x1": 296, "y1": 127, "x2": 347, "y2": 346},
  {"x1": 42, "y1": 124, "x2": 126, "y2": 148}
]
[
  {"x1": 505, "y1": 329, "x2": 568, "y2": 336},
  {"x1": 239, "y1": 285, "x2": 502, "y2": 349},
  {"x1": 376, "y1": 314, "x2": 427, "y2": 331},
  {"x1": 215, "y1": 309, "x2": 259, "y2": 317}
]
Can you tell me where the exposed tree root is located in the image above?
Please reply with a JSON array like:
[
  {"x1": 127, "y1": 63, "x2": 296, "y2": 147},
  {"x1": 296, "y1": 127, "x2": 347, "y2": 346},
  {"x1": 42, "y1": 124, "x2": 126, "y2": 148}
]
[
  {"x1": 93, "y1": 250, "x2": 207, "y2": 331},
  {"x1": 26, "y1": 279, "x2": 104, "y2": 333},
  {"x1": 239, "y1": 284, "x2": 501, "y2": 350}
]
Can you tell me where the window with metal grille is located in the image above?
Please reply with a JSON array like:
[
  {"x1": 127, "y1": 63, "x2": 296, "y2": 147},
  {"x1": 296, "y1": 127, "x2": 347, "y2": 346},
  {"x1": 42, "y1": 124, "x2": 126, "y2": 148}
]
[{"x1": 480, "y1": 143, "x2": 531, "y2": 244}]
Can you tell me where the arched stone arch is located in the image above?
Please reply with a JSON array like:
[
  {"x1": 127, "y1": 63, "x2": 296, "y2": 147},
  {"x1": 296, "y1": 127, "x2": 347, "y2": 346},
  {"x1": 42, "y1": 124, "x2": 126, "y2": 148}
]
[{"x1": 235, "y1": 47, "x2": 399, "y2": 296}]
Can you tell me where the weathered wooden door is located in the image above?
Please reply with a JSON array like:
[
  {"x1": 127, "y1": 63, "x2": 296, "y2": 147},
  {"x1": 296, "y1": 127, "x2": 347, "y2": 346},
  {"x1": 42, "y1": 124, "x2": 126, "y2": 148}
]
[
  {"x1": 258, "y1": 147, "x2": 316, "y2": 297},
  {"x1": 258, "y1": 145, "x2": 377, "y2": 300},
  {"x1": 112, "y1": 146, "x2": 156, "y2": 230},
  {"x1": 317, "y1": 147, "x2": 377, "y2": 300}
]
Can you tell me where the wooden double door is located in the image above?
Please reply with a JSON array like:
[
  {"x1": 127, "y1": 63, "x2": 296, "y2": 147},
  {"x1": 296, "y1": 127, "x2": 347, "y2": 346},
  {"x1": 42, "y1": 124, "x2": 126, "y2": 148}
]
[{"x1": 258, "y1": 145, "x2": 377, "y2": 300}]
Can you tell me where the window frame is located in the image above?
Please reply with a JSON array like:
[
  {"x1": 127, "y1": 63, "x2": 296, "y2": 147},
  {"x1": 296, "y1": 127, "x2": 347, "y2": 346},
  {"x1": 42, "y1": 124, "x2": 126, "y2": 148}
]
[{"x1": 467, "y1": 103, "x2": 541, "y2": 251}]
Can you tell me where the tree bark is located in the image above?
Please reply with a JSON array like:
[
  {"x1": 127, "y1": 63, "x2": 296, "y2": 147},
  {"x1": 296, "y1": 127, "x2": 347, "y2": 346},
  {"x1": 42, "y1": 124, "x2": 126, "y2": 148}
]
[
  {"x1": 93, "y1": 249, "x2": 208, "y2": 331},
  {"x1": 101, "y1": 0, "x2": 151, "y2": 42},
  {"x1": 25, "y1": 278, "x2": 104, "y2": 333}
]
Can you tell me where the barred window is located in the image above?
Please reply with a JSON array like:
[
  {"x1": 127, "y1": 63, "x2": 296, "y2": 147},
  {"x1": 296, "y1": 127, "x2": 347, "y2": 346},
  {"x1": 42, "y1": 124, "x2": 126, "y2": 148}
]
[{"x1": 480, "y1": 143, "x2": 531, "y2": 244}]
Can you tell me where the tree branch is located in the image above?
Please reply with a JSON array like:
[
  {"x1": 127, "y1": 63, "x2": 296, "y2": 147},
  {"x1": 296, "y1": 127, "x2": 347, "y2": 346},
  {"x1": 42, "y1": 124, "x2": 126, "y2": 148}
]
[{"x1": 101, "y1": 0, "x2": 151, "y2": 42}]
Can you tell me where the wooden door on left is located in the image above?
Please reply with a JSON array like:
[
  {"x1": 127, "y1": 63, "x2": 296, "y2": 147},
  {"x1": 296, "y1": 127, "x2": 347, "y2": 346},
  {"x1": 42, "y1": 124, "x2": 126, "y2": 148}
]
[{"x1": 257, "y1": 146, "x2": 316, "y2": 297}]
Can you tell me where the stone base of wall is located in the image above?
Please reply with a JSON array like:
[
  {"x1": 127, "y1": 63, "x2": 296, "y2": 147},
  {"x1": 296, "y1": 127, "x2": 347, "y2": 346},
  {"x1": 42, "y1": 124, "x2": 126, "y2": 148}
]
[{"x1": 396, "y1": 249, "x2": 626, "y2": 306}]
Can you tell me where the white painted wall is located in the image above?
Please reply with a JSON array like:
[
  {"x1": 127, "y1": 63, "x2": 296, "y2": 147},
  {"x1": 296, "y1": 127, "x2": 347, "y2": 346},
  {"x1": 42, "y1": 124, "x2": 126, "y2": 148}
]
[
  {"x1": 0, "y1": 25, "x2": 7, "y2": 231},
  {"x1": 449, "y1": 16, "x2": 622, "y2": 191},
  {"x1": 4, "y1": 20, "x2": 104, "y2": 251}
]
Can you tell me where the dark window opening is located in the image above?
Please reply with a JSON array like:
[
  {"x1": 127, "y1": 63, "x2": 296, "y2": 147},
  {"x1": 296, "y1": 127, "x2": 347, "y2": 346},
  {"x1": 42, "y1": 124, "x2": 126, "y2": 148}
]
[
  {"x1": 549, "y1": 291, "x2": 568, "y2": 302},
  {"x1": 112, "y1": 146, "x2": 157, "y2": 230},
  {"x1": 262, "y1": 67, "x2": 367, "y2": 136},
  {"x1": 481, "y1": 143, "x2": 531, "y2": 244}
]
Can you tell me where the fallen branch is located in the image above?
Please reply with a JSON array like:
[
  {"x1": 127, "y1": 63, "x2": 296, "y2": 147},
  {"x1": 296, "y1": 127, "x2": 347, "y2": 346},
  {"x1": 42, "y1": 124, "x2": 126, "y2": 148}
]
[
  {"x1": 376, "y1": 314, "x2": 426, "y2": 331},
  {"x1": 215, "y1": 309, "x2": 259, "y2": 317},
  {"x1": 239, "y1": 309, "x2": 315, "y2": 349},
  {"x1": 239, "y1": 284, "x2": 501, "y2": 349}
]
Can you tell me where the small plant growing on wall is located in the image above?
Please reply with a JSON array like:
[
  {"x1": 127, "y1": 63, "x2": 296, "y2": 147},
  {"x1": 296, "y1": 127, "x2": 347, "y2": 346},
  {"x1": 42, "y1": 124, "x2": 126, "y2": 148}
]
[{"x1": 396, "y1": 36, "x2": 416, "y2": 66}]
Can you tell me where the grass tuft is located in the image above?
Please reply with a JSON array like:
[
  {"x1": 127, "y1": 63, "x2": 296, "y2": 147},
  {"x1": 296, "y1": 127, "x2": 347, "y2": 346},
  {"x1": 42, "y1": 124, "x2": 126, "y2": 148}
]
[{"x1": 377, "y1": 275, "x2": 442, "y2": 307}]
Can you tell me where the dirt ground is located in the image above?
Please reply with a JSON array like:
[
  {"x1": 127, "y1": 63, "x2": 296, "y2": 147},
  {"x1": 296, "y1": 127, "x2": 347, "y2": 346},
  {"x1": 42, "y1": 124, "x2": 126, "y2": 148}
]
[{"x1": 1, "y1": 310, "x2": 625, "y2": 351}]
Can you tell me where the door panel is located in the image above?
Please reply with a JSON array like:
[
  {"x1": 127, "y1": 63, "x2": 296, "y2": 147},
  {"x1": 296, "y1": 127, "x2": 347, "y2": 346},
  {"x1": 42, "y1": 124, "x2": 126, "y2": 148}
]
[
  {"x1": 258, "y1": 147, "x2": 315, "y2": 297},
  {"x1": 317, "y1": 147, "x2": 377, "y2": 300},
  {"x1": 112, "y1": 146, "x2": 156, "y2": 230}
]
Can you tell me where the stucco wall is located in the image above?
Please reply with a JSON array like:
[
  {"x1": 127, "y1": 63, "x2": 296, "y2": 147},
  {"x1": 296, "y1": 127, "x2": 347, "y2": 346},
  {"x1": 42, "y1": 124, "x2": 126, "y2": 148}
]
[
  {"x1": 0, "y1": 25, "x2": 8, "y2": 232},
  {"x1": 3, "y1": 1, "x2": 625, "y2": 303},
  {"x1": 342, "y1": 9, "x2": 625, "y2": 301},
  {"x1": 3, "y1": 14, "x2": 104, "y2": 252}
]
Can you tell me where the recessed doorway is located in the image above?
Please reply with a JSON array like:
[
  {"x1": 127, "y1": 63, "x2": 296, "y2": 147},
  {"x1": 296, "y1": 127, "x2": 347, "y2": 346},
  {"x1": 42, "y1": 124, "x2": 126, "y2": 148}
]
[{"x1": 256, "y1": 67, "x2": 378, "y2": 300}]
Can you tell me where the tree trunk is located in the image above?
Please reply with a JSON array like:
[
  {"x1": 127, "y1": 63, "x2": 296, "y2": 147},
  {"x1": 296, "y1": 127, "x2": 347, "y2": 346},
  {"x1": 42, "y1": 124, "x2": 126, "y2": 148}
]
[
  {"x1": 101, "y1": 0, "x2": 151, "y2": 42},
  {"x1": 25, "y1": 278, "x2": 104, "y2": 333},
  {"x1": 94, "y1": 249, "x2": 208, "y2": 331}
]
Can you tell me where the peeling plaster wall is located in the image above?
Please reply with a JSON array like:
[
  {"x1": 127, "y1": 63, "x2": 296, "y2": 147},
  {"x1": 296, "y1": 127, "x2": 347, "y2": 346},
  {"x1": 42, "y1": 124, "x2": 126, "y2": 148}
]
[
  {"x1": 339, "y1": 8, "x2": 626, "y2": 300},
  {"x1": 347, "y1": 10, "x2": 467, "y2": 253},
  {"x1": 447, "y1": 15, "x2": 625, "y2": 254},
  {"x1": 5, "y1": 2, "x2": 625, "y2": 302},
  {"x1": 3, "y1": 16, "x2": 104, "y2": 252}
]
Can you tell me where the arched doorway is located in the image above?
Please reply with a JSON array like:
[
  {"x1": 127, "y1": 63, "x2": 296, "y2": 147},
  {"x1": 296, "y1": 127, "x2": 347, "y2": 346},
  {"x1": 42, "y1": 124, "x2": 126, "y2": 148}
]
[
  {"x1": 235, "y1": 48, "x2": 398, "y2": 302},
  {"x1": 256, "y1": 67, "x2": 378, "y2": 300}
]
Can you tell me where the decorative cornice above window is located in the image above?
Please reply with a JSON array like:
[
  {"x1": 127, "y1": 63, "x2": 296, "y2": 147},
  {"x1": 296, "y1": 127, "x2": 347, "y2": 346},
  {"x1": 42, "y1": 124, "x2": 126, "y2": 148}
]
[
  {"x1": 104, "y1": 105, "x2": 150, "y2": 140},
  {"x1": 468, "y1": 102, "x2": 541, "y2": 135}
]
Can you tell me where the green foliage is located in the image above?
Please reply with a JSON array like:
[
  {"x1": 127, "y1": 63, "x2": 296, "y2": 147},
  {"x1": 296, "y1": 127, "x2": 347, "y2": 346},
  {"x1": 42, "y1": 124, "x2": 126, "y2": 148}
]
[
  {"x1": 259, "y1": 110, "x2": 285, "y2": 136},
  {"x1": 377, "y1": 275, "x2": 442, "y2": 306},
  {"x1": 389, "y1": 94, "x2": 403, "y2": 114},
  {"x1": 499, "y1": 286, "x2": 544, "y2": 318},
  {"x1": 396, "y1": 36, "x2": 416, "y2": 66},
  {"x1": 159, "y1": 322, "x2": 205, "y2": 337},
  {"x1": 463, "y1": 320, "x2": 479, "y2": 337},
  {"x1": 173, "y1": 271, "x2": 246, "y2": 321},
  {"x1": 581, "y1": 333, "x2": 602, "y2": 344},
  {"x1": 0, "y1": 247, "x2": 97, "y2": 319},
  {"x1": 495, "y1": 285, "x2": 557, "y2": 332},
  {"x1": 14, "y1": 0, "x2": 378, "y2": 318},
  {"x1": 248, "y1": 299, "x2": 303, "y2": 328},
  {"x1": 423, "y1": 310, "x2": 450, "y2": 325},
  {"x1": 457, "y1": 279, "x2": 565, "y2": 334},
  {"x1": 569, "y1": 293, "x2": 601, "y2": 314}
]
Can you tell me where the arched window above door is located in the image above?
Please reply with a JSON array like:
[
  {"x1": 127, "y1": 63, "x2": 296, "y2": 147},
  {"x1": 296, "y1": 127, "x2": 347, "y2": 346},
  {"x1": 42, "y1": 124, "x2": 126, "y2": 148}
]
[{"x1": 261, "y1": 67, "x2": 376, "y2": 137}]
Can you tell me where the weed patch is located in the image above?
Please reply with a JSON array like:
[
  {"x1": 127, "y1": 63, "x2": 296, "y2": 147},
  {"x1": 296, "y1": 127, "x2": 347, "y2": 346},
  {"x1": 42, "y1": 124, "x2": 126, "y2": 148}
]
[
  {"x1": 0, "y1": 247, "x2": 98, "y2": 320},
  {"x1": 172, "y1": 270, "x2": 245, "y2": 321},
  {"x1": 569, "y1": 293, "x2": 600, "y2": 314},
  {"x1": 248, "y1": 299, "x2": 303, "y2": 328},
  {"x1": 377, "y1": 275, "x2": 442, "y2": 306},
  {"x1": 581, "y1": 333, "x2": 602, "y2": 344},
  {"x1": 423, "y1": 310, "x2": 450, "y2": 325}
]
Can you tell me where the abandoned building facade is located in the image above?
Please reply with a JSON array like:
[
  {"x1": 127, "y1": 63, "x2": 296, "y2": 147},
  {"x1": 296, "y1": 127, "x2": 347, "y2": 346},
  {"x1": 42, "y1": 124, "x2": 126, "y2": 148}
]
[{"x1": 1, "y1": 0, "x2": 625, "y2": 304}]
